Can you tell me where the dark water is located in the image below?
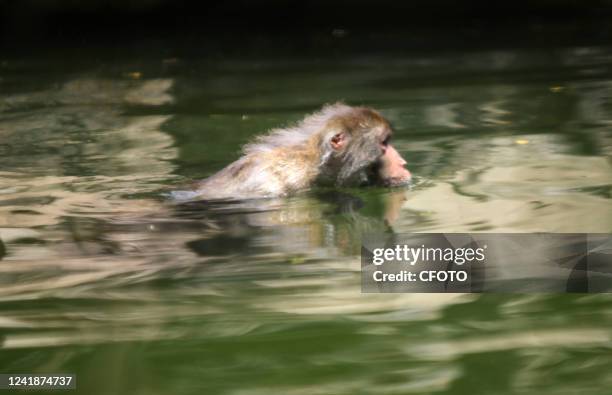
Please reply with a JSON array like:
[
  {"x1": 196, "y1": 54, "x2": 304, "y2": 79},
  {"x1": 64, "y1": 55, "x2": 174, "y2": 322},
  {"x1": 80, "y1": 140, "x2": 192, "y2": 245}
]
[{"x1": 1, "y1": 46, "x2": 612, "y2": 394}]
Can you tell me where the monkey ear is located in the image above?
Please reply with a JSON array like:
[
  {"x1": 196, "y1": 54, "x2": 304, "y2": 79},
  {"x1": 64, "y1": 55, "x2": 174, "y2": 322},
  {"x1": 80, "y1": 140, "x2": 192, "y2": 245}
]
[{"x1": 330, "y1": 132, "x2": 347, "y2": 151}]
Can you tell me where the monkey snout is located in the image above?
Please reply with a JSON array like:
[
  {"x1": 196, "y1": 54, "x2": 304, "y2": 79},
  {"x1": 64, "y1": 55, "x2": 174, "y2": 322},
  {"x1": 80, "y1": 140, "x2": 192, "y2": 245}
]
[
  {"x1": 386, "y1": 145, "x2": 409, "y2": 168},
  {"x1": 387, "y1": 163, "x2": 412, "y2": 184},
  {"x1": 377, "y1": 144, "x2": 411, "y2": 186}
]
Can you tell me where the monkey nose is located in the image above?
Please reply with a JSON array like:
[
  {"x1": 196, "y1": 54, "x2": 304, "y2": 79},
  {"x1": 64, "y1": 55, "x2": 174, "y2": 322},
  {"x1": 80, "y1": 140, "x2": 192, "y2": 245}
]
[{"x1": 395, "y1": 166, "x2": 412, "y2": 183}]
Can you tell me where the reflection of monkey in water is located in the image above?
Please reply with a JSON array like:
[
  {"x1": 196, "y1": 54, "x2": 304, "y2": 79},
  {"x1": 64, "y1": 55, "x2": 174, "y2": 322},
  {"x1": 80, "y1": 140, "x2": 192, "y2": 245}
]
[
  {"x1": 182, "y1": 103, "x2": 411, "y2": 200},
  {"x1": 181, "y1": 189, "x2": 409, "y2": 258}
]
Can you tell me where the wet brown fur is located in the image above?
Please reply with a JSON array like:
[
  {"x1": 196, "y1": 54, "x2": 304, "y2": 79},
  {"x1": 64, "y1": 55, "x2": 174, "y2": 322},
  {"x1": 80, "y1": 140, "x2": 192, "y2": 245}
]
[{"x1": 191, "y1": 103, "x2": 393, "y2": 200}]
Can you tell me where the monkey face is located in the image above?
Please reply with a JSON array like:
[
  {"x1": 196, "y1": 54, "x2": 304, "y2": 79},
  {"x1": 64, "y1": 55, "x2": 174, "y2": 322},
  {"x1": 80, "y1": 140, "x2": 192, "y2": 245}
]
[
  {"x1": 333, "y1": 135, "x2": 411, "y2": 188},
  {"x1": 327, "y1": 108, "x2": 411, "y2": 188},
  {"x1": 374, "y1": 144, "x2": 412, "y2": 186}
]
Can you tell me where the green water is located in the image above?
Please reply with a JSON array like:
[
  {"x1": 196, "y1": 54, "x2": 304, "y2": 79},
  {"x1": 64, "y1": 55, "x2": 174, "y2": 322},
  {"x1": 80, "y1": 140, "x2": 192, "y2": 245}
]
[{"x1": 1, "y1": 47, "x2": 612, "y2": 394}]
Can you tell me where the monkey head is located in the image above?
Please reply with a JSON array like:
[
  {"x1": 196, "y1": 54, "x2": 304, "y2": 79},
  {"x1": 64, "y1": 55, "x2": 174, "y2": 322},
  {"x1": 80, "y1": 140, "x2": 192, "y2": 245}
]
[{"x1": 319, "y1": 107, "x2": 412, "y2": 188}]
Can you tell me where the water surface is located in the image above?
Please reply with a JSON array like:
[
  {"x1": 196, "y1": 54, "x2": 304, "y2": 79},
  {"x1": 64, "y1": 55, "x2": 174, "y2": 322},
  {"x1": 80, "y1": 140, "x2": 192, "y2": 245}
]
[{"x1": 1, "y1": 46, "x2": 612, "y2": 394}]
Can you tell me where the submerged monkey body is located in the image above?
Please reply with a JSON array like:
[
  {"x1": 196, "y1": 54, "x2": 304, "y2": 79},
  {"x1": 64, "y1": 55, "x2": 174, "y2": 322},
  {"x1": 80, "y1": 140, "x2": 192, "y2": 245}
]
[{"x1": 187, "y1": 103, "x2": 411, "y2": 201}]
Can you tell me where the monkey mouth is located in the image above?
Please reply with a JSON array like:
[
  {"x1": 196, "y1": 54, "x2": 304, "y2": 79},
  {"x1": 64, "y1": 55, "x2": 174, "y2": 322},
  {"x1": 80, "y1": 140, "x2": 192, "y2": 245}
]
[
  {"x1": 365, "y1": 162, "x2": 412, "y2": 188},
  {"x1": 379, "y1": 175, "x2": 412, "y2": 187}
]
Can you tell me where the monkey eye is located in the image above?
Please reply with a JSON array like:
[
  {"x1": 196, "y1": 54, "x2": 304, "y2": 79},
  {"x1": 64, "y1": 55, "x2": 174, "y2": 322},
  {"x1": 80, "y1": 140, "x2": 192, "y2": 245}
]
[{"x1": 381, "y1": 136, "x2": 391, "y2": 146}]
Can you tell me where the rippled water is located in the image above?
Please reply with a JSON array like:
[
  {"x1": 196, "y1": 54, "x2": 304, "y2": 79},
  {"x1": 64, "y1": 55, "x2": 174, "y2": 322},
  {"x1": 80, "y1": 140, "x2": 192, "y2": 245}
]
[{"x1": 1, "y1": 47, "x2": 612, "y2": 394}]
